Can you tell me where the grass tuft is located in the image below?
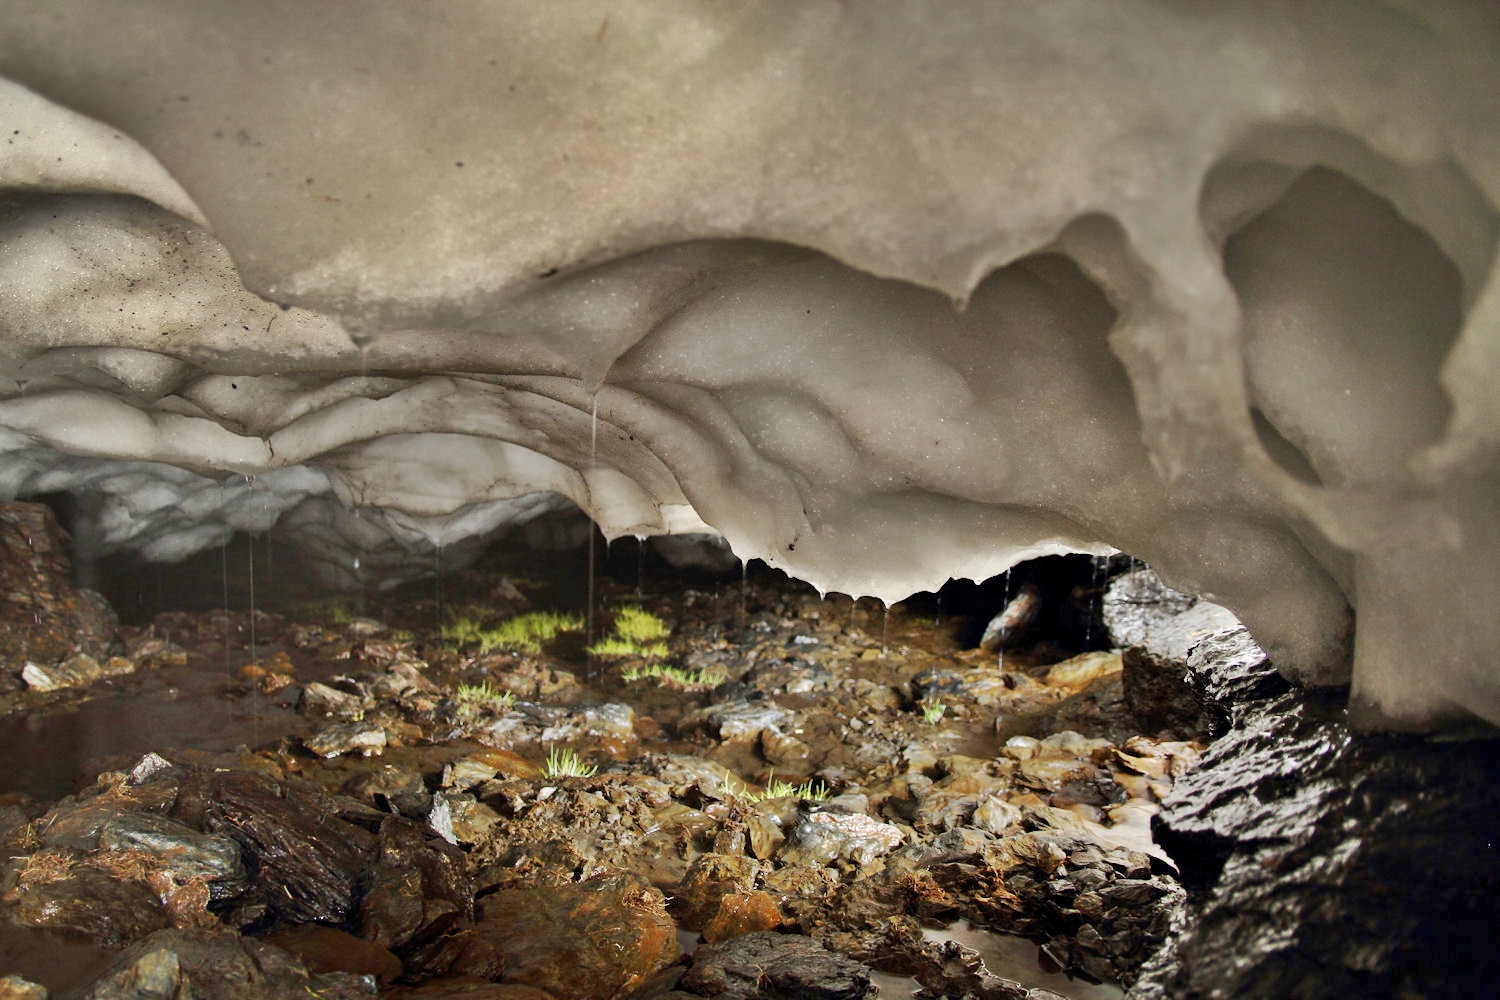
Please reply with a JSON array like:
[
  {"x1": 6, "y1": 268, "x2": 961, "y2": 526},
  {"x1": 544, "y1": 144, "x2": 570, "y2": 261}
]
[
  {"x1": 920, "y1": 699, "x2": 946, "y2": 725},
  {"x1": 542, "y1": 745, "x2": 597, "y2": 779},
  {"x1": 619, "y1": 662, "x2": 726, "y2": 691},
  {"x1": 731, "y1": 769, "x2": 832, "y2": 803},
  {"x1": 454, "y1": 680, "x2": 515, "y2": 711}
]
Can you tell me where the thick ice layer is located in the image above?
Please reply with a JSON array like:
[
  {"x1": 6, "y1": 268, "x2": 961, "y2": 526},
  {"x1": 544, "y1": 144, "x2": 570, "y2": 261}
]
[{"x1": 0, "y1": 1, "x2": 1496, "y2": 727}]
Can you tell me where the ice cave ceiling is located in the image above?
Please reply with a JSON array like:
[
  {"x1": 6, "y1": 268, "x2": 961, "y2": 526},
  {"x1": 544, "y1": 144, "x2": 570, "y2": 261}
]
[{"x1": 0, "y1": 0, "x2": 1497, "y2": 729}]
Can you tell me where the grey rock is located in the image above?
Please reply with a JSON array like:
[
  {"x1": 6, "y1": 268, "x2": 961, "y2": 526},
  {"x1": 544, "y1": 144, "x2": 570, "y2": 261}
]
[
  {"x1": 98, "y1": 811, "x2": 246, "y2": 895},
  {"x1": 1101, "y1": 567, "x2": 1195, "y2": 650},
  {"x1": 680, "y1": 931, "x2": 875, "y2": 999},
  {"x1": 304, "y1": 721, "x2": 387, "y2": 758},
  {"x1": 80, "y1": 928, "x2": 377, "y2": 1000},
  {"x1": 1119, "y1": 601, "x2": 1245, "y2": 737},
  {"x1": 778, "y1": 810, "x2": 903, "y2": 868},
  {"x1": 1130, "y1": 622, "x2": 1500, "y2": 1000}
]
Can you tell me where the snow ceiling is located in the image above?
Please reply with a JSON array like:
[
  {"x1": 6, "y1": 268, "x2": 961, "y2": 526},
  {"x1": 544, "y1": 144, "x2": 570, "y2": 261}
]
[{"x1": 0, "y1": 1, "x2": 1497, "y2": 728}]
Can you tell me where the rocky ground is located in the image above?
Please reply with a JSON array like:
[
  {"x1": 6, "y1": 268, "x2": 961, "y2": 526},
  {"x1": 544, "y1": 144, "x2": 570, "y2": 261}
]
[{"x1": 1, "y1": 501, "x2": 1495, "y2": 1000}]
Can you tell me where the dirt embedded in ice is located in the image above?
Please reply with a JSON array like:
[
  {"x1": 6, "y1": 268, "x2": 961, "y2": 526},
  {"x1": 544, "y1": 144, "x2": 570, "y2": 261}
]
[{"x1": 0, "y1": 544, "x2": 1198, "y2": 998}]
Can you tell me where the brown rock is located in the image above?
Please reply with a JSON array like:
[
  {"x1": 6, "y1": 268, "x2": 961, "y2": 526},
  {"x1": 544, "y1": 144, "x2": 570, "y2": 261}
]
[
  {"x1": 5, "y1": 861, "x2": 170, "y2": 947},
  {"x1": 387, "y1": 980, "x2": 556, "y2": 1000},
  {"x1": 0, "y1": 502, "x2": 117, "y2": 671},
  {"x1": 473, "y1": 876, "x2": 678, "y2": 999},
  {"x1": 674, "y1": 853, "x2": 761, "y2": 930},
  {"x1": 701, "y1": 891, "x2": 784, "y2": 943},
  {"x1": 265, "y1": 925, "x2": 403, "y2": 982}
]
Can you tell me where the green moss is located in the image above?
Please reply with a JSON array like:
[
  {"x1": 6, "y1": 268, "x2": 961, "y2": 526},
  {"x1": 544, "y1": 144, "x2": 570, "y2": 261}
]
[
  {"x1": 444, "y1": 609, "x2": 583, "y2": 655},
  {"x1": 611, "y1": 605, "x2": 670, "y2": 644},
  {"x1": 586, "y1": 605, "x2": 672, "y2": 661}
]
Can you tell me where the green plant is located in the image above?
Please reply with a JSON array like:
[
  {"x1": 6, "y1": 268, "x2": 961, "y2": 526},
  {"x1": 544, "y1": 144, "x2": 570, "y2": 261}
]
[
  {"x1": 444, "y1": 610, "x2": 583, "y2": 655},
  {"x1": 619, "y1": 662, "x2": 726, "y2": 691},
  {"x1": 454, "y1": 680, "x2": 515, "y2": 712},
  {"x1": 732, "y1": 769, "x2": 832, "y2": 803},
  {"x1": 920, "y1": 699, "x2": 946, "y2": 725},
  {"x1": 586, "y1": 605, "x2": 671, "y2": 660},
  {"x1": 542, "y1": 745, "x2": 597, "y2": 779},
  {"x1": 611, "y1": 605, "x2": 670, "y2": 644}
]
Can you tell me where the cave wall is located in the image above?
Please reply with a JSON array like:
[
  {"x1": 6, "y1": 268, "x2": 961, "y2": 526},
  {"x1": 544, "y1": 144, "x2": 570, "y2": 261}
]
[{"x1": 0, "y1": 1, "x2": 1496, "y2": 726}]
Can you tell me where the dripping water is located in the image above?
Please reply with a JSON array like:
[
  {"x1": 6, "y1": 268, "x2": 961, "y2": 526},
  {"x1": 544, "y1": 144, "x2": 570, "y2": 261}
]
[
  {"x1": 221, "y1": 543, "x2": 231, "y2": 671},
  {"x1": 1083, "y1": 554, "x2": 1105, "y2": 647},
  {"x1": 881, "y1": 602, "x2": 890, "y2": 654},
  {"x1": 998, "y1": 567, "x2": 1011, "y2": 673},
  {"x1": 434, "y1": 542, "x2": 445, "y2": 634},
  {"x1": 636, "y1": 535, "x2": 646, "y2": 598},
  {"x1": 246, "y1": 535, "x2": 256, "y2": 664},
  {"x1": 585, "y1": 392, "x2": 600, "y2": 664},
  {"x1": 739, "y1": 558, "x2": 748, "y2": 617}
]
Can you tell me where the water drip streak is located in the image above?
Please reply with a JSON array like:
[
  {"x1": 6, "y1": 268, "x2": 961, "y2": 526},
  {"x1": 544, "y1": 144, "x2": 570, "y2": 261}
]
[
  {"x1": 434, "y1": 543, "x2": 444, "y2": 634},
  {"x1": 247, "y1": 535, "x2": 256, "y2": 664},
  {"x1": 1084, "y1": 555, "x2": 1104, "y2": 647},
  {"x1": 881, "y1": 604, "x2": 890, "y2": 654},
  {"x1": 585, "y1": 392, "x2": 600, "y2": 663},
  {"x1": 636, "y1": 536, "x2": 645, "y2": 598},
  {"x1": 221, "y1": 543, "x2": 230, "y2": 671}
]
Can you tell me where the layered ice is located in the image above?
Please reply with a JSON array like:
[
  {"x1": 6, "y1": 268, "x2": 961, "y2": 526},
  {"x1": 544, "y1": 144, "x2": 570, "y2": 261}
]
[{"x1": 0, "y1": 1, "x2": 1496, "y2": 727}]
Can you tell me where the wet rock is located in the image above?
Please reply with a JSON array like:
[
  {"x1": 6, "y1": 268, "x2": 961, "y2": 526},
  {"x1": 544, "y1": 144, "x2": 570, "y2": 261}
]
[
  {"x1": 97, "y1": 811, "x2": 247, "y2": 899},
  {"x1": 21, "y1": 651, "x2": 104, "y2": 691},
  {"x1": 428, "y1": 792, "x2": 502, "y2": 846},
  {"x1": 674, "y1": 853, "x2": 762, "y2": 930},
  {"x1": 264, "y1": 924, "x2": 403, "y2": 982},
  {"x1": 196, "y1": 769, "x2": 377, "y2": 926},
  {"x1": 387, "y1": 982, "x2": 557, "y2": 1000},
  {"x1": 304, "y1": 721, "x2": 388, "y2": 758},
  {"x1": 758, "y1": 727, "x2": 813, "y2": 771},
  {"x1": 0, "y1": 502, "x2": 118, "y2": 672},
  {"x1": 1043, "y1": 651, "x2": 1122, "y2": 692},
  {"x1": 678, "y1": 931, "x2": 875, "y2": 999},
  {"x1": 744, "y1": 808, "x2": 786, "y2": 860},
  {"x1": 1132, "y1": 621, "x2": 1500, "y2": 1000},
  {"x1": 809, "y1": 824, "x2": 1182, "y2": 986},
  {"x1": 1119, "y1": 602, "x2": 1241, "y2": 737},
  {"x1": 79, "y1": 927, "x2": 377, "y2": 1000},
  {"x1": 743, "y1": 659, "x2": 832, "y2": 695},
  {"x1": 910, "y1": 935, "x2": 1070, "y2": 1000},
  {"x1": 971, "y1": 796, "x2": 1023, "y2": 836},
  {"x1": 360, "y1": 816, "x2": 473, "y2": 954},
  {"x1": 1101, "y1": 567, "x2": 1195, "y2": 650},
  {"x1": 0, "y1": 977, "x2": 47, "y2": 1000},
  {"x1": 701, "y1": 892, "x2": 784, "y2": 944},
  {"x1": 343, "y1": 763, "x2": 430, "y2": 814},
  {"x1": 696, "y1": 701, "x2": 787, "y2": 741},
  {"x1": 980, "y1": 583, "x2": 1044, "y2": 653},
  {"x1": 5, "y1": 858, "x2": 170, "y2": 946},
  {"x1": 301, "y1": 681, "x2": 368, "y2": 720},
  {"x1": 778, "y1": 809, "x2": 904, "y2": 868},
  {"x1": 470, "y1": 875, "x2": 678, "y2": 999}
]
